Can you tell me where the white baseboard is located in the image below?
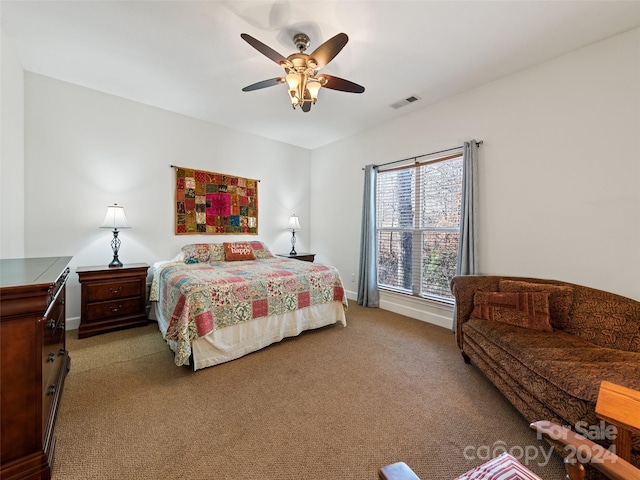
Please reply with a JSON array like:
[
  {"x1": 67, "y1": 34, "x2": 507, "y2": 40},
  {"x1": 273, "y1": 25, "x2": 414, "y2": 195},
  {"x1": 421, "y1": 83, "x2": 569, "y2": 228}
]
[
  {"x1": 66, "y1": 316, "x2": 80, "y2": 331},
  {"x1": 379, "y1": 292, "x2": 454, "y2": 330},
  {"x1": 344, "y1": 289, "x2": 454, "y2": 330}
]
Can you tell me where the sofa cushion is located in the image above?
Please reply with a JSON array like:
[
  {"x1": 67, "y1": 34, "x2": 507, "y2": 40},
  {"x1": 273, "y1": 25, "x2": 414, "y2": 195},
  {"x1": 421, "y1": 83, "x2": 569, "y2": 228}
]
[
  {"x1": 463, "y1": 317, "x2": 640, "y2": 403},
  {"x1": 472, "y1": 291, "x2": 552, "y2": 332},
  {"x1": 565, "y1": 286, "x2": 640, "y2": 353},
  {"x1": 499, "y1": 280, "x2": 573, "y2": 330}
]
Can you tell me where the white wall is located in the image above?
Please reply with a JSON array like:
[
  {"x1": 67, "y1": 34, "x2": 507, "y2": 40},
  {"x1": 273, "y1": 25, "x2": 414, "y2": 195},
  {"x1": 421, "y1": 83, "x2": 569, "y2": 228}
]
[
  {"x1": 0, "y1": 28, "x2": 25, "y2": 258},
  {"x1": 24, "y1": 74, "x2": 311, "y2": 328},
  {"x1": 311, "y1": 28, "x2": 640, "y2": 327}
]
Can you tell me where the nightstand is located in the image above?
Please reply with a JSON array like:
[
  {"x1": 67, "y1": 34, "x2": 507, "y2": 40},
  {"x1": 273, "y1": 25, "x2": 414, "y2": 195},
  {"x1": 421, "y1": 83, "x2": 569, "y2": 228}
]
[
  {"x1": 76, "y1": 263, "x2": 149, "y2": 338},
  {"x1": 276, "y1": 253, "x2": 315, "y2": 263}
]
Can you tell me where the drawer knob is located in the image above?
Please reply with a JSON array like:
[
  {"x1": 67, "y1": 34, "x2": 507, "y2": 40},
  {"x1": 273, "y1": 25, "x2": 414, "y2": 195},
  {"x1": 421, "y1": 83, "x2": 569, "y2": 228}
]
[
  {"x1": 47, "y1": 352, "x2": 56, "y2": 363},
  {"x1": 59, "y1": 298, "x2": 65, "y2": 306},
  {"x1": 47, "y1": 318, "x2": 56, "y2": 330},
  {"x1": 108, "y1": 305, "x2": 122, "y2": 313},
  {"x1": 47, "y1": 384, "x2": 56, "y2": 396},
  {"x1": 58, "y1": 348, "x2": 66, "y2": 356},
  {"x1": 108, "y1": 286, "x2": 123, "y2": 294}
]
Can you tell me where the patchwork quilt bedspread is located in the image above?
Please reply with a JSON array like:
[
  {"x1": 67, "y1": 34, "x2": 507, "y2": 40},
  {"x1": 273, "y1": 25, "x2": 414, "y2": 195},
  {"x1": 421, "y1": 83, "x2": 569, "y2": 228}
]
[{"x1": 149, "y1": 258, "x2": 348, "y2": 365}]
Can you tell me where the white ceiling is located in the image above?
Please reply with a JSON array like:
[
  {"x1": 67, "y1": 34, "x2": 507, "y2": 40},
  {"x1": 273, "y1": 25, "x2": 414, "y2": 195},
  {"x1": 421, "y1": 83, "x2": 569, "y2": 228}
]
[{"x1": 2, "y1": 1, "x2": 639, "y2": 150}]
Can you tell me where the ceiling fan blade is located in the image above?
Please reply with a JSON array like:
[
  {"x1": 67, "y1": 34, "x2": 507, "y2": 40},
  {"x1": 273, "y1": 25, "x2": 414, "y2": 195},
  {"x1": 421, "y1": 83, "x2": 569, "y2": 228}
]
[
  {"x1": 321, "y1": 75, "x2": 365, "y2": 93},
  {"x1": 241, "y1": 33, "x2": 288, "y2": 65},
  {"x1": 309, "y1": 33, "x2": 348, "y2": 69},
  {"x1": 242, "y1": 77, "x2": 285, "y2": 92}
]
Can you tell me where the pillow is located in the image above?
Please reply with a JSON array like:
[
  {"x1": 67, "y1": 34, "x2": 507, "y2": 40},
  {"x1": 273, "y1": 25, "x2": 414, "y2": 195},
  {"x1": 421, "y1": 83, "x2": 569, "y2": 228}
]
[
  {"x1": 223, "y1": 242, "x2": 256, "y2": 261},
  {"x1": 455, "y1": 452, "x2": 543, "y2": 480},
  {"x1": 248, "y1": 241, "x2": 274, "y2": 259},
  {"x1": 182, "y1": 244, "x2": 225, "y2": 264},
  {"x1": 472, "y1": 290, "x2": 552, "y2": 332},
  {"x1": 499, "y1": 280, "x2": 573, "y2": 330}
]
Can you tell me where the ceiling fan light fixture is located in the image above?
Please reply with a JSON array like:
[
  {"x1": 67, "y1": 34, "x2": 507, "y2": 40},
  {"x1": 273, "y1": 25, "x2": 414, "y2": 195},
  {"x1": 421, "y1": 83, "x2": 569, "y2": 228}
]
[
  {"x1": 285, "y1": 73, "x2": 300, "y2": 90},
  {"x1": 307, "y1": 80, "x2": 321, "y2": 103},
  {"x1": 289, "y1": 91, "x2": 299, "y2": 108},
  {"x1": 241, "y1": 32, "x2": 365, "y2": 113}
]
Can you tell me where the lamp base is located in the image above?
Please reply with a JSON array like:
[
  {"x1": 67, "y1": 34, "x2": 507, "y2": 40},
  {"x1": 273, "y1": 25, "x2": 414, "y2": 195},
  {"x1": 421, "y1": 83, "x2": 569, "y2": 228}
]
[
  {"x1": 108, "y1": 229, "x2": 123, "y2": 267},
  {"x1": 290, "y1": 230, "x2": 297, "y2": 256},
  {"x1": 108, "y1": 256, "x2": 123, "y2": 268}
]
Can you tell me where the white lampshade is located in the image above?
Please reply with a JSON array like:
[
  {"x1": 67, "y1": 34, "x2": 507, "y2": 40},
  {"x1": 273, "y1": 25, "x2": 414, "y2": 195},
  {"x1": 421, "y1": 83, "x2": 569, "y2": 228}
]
[
  {"x1": 287, "y1": 214, "x2": 301, "y2": 231},
  {"x1": 100, "y1": 204, "x2": 130, "y2": 229},
  {"x1": 307, "y1": 80, "x2": 321, "y2": 102}
]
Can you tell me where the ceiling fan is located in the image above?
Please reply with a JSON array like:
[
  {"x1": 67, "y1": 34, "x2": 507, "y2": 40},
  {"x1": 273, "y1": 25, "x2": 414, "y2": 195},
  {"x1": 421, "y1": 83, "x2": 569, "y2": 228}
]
[{"x1": 241, "y1": 32, "x2": 365, "y2": 112}]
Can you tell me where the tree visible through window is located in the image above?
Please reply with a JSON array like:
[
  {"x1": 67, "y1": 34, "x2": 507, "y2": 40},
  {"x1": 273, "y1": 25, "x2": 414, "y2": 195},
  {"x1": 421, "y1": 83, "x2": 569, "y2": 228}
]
[{"x1": 376, "y1": 154, "x2": 463, "y2": 302}]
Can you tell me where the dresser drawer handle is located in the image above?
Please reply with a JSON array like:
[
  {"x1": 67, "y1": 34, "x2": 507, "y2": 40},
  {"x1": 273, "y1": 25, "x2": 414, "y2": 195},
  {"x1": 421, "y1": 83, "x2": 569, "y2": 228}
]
[
  {"x1": 47, "y1": 384, "x2": 56, "y2": 396},
  {"x1": 108, "y1": 305, "x2": 123, "y2": 313},
  {"x1": 47, "y1": 352, "x2": 56, "y2": 363},
  {"x1": 108, "y1": 286, "x2": 123, "y2": 294},
  {"x1": 58, "y1": 348, "x2": 66, "y2": 356},
  {"x1": 47, "y1": 318, "x2": 56, "y2": 330}
]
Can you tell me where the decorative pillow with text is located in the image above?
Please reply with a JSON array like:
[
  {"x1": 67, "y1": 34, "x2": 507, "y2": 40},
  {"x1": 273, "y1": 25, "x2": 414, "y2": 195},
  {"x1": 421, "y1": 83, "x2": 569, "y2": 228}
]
[
  {"x1": 223, "y1": 242, "x2": 256, "y2": 261},
  {"x1": 472, "y1": 290, "x2": 552, "y2": 332}
]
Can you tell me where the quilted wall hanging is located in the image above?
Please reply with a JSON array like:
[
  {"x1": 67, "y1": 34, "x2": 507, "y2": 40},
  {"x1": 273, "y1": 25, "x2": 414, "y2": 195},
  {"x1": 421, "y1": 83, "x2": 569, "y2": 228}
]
[{"x1": 174, "y1": 166, "x2": 258, "y2": 234}]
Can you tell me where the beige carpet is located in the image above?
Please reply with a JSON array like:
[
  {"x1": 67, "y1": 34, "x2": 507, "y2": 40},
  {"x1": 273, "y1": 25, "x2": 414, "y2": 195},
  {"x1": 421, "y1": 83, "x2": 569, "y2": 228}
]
[{"x1": 53, "y1": 304, "x2": 565, "y2": 479}]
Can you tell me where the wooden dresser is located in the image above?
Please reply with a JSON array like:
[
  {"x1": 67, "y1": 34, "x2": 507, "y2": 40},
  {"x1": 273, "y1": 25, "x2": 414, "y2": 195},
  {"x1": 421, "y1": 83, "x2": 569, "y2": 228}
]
[
  {"x1": 76, "y1": 263, "x2": 149, "y2": 338},
  {"x1": 0, "y1": 256, "x2": 72, "y2": 480}
]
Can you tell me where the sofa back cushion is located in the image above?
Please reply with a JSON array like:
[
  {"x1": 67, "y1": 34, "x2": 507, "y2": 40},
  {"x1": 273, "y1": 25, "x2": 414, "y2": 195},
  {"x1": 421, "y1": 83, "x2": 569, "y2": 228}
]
[
  {"x1": 499, "y1": 280, "x2": 574, "y2": 330},
  {"x1": 566, "y1": 285, "x2": 640, "y2": 352}
]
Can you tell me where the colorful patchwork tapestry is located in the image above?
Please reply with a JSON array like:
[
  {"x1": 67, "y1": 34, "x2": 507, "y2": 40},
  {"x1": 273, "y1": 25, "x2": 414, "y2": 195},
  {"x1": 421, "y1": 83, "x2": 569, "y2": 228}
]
[
  {"x1": 149, "y1": 258, "x2": 348, "y2": 366},
  {"x1": 174, "y1": 167, "x2": 258, "y2": 234}
]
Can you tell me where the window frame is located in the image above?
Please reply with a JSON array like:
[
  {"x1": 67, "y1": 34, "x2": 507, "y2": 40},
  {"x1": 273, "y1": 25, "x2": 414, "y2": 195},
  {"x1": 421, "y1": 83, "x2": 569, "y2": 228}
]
[{"x1": 375, "y1": 153, "x2": 463, "y2": 305}]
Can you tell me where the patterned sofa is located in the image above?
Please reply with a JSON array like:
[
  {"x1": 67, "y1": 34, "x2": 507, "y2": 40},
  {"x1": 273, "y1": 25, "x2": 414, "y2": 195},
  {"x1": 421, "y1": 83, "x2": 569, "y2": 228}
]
[{"x1": 450, "y1": 275, "x2": 640, "y2": 478}]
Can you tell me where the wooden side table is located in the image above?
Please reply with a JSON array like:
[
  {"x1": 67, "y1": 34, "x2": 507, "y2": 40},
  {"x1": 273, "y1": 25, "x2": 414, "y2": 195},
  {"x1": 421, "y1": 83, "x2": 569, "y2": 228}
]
[
  {"x1": 276, "y1": 253, "x2": 315, "y2": 263},
  {"x1": 76, "y1": 263, "x2": 149, "y2": 338}
]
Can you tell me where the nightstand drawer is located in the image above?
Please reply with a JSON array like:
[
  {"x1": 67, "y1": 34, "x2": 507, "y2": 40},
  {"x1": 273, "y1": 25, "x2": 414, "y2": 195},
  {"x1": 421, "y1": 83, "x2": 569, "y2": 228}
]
[
  {"x1": 86, "y1": 297, "x2": 142, "y2": 321},
  {"x1": 77, "y1": 263, "x2": 149, "y2": 338},
  {"x1": 85, "y1": 279, "x2": 142, "y2": 302}
]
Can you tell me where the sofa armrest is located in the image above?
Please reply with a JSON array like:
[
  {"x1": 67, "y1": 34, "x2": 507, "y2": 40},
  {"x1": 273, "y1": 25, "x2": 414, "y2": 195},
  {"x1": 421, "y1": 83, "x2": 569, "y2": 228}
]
[
  {"x1": 450, "y1": 276, "x2": 501, "y2": 349},
  {"x1": 530, "y1": 421, "x2": 640, "y2": 480}
]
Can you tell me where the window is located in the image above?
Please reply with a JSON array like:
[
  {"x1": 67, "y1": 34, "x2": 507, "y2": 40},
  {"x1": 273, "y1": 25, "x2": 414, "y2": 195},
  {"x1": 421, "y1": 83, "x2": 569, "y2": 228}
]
[{"x1": 376, "y1": 154, "x2": 463, "y2": 302}]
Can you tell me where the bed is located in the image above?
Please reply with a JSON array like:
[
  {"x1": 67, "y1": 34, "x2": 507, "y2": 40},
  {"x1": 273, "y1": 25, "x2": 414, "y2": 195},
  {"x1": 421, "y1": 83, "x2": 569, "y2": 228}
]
[{"x1": 149, "y1": 241, "x2": 348, "y2": 370}]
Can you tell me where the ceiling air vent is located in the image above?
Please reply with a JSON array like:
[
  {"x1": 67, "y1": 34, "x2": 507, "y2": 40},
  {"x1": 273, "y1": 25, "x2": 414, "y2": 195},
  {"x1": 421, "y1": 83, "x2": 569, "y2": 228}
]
[{"x1": 390, "y1": 95, "x2": 421, "y2": 109}]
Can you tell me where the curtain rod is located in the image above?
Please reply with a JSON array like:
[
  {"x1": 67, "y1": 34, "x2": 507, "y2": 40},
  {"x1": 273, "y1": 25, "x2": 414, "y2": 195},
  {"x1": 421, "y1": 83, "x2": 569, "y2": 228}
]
[
  {"x1": 169, "y1": 165, "x2": 260, "y2": 182},
  {"x1": 362, "y1": 140, "x2": 483, "y2": 170}
]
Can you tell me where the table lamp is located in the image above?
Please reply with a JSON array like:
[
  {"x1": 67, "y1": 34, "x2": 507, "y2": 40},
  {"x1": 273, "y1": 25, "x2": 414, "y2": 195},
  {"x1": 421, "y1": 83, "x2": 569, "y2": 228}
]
[
  {"x1": 100, "y1": 204, "x2": 130, "y2": 267},
  {"x1": 287, "y1": 214, "x2": 301, "y2": 255}
]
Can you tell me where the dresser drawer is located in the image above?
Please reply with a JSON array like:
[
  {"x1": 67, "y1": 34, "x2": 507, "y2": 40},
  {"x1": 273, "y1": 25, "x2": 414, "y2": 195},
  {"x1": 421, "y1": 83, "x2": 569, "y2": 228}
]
[
  {"x1": 85, "y1": 279, "x2": 142, "y2": 302},
  {"x1": 42, "y1": 299, "x2": 65, "y2": 396},
  {"x1": 85, "y1": 297, "x2": 142, "y2": 321}
]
